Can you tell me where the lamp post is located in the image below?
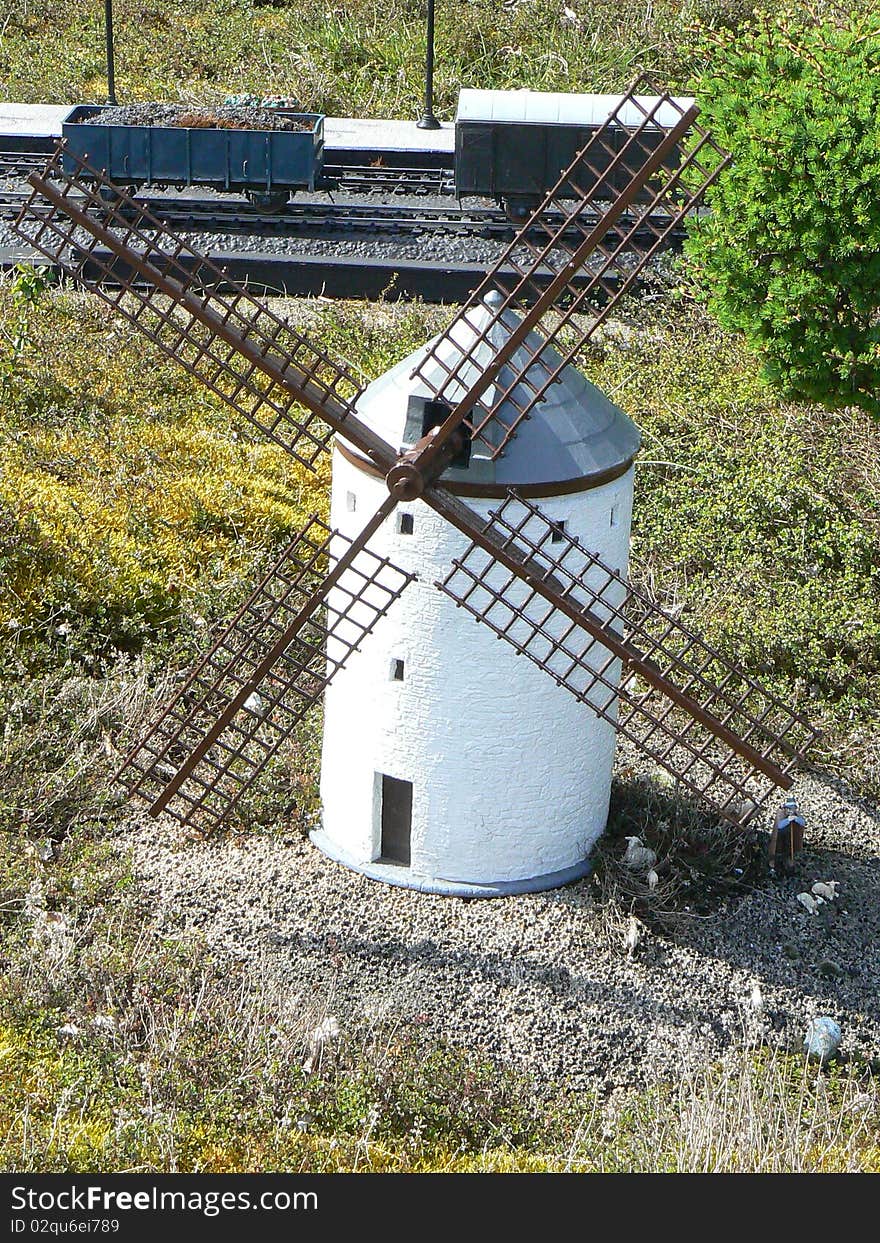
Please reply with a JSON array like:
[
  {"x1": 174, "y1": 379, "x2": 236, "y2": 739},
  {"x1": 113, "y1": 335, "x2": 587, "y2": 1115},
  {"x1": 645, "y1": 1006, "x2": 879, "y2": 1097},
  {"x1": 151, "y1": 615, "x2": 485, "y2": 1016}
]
[
  {"x1": 105, "y1": 0, "x2": 117, "y2": 104},
  {"x1": 417, "y1": 0, "x2": 440, "y2": 130}
]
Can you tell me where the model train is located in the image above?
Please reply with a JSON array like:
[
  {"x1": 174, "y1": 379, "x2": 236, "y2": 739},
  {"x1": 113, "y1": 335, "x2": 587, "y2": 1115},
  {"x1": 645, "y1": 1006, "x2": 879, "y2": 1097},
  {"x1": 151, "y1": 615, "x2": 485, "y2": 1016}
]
[{"x1": 61, "y1": 88, "x2": 689, "y2": 217}]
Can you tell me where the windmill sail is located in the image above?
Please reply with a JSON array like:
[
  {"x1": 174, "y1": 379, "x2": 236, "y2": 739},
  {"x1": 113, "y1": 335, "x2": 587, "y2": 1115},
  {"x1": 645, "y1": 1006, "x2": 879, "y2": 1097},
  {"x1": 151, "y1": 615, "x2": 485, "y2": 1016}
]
[
  {"x1": 410, "y1": 81, "x2": 730, "y2": 461},
  {"x1": 117, "y1": 507, "x2": 412, "y2": 830},
  {"x1": 431, "y1": 492, "x2": 820, "y2": 822},
  {"x1": 13, "y1": 145, "x2": 394, "y2": 473}
]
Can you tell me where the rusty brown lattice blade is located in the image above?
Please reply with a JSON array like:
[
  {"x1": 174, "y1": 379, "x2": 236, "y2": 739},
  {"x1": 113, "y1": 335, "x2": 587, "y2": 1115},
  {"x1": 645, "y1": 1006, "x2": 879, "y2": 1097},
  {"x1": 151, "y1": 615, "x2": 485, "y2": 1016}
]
[
  {"x1": 10, "y1": 144, "x2": 387, "y2": 473},
  {"x1": 117, "y1": 506, "x2": 411, "y2": 832},
  {"x1": 435, "y1": 494, "x2": 820, "y2": 823},
  {"x1": 411, "y1": 79, "x2": 730, "y2": 462}
]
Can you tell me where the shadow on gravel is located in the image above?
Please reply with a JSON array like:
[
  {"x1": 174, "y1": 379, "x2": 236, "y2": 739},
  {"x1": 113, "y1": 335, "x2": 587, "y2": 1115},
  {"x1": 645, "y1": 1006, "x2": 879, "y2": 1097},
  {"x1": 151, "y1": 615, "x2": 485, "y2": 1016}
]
[
  {"x1": 285, "y1": 766, "x2": 880, "y2": 1065},
  {"x1": 134, "y1": 760, "x2": 880, "y2": 1088},
  {"x1": 591, "y1": 766, "x2": 880, "y2": 1021}
]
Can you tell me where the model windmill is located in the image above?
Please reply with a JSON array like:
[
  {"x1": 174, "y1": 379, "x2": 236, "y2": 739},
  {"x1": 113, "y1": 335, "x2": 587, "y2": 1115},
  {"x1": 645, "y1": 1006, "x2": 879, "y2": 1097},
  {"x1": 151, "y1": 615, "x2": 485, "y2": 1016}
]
[{"x1": 12, "y1": 84, "x2": 820, "y2": 895}]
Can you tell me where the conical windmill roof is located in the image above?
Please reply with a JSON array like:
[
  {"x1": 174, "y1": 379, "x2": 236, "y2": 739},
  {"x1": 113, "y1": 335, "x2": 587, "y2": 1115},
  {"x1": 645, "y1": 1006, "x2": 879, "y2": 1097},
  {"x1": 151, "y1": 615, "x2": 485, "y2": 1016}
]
[{"x1": 348, "y1": 295, "x2": 641, "y2": 492}]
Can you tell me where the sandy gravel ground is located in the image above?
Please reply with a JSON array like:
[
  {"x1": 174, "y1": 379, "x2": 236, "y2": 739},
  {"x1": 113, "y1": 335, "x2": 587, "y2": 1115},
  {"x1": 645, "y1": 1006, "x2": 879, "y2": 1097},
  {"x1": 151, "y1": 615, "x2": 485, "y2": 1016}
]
[{"x1": 121, "y1": 765, "x2": 880, "y2": 1094}]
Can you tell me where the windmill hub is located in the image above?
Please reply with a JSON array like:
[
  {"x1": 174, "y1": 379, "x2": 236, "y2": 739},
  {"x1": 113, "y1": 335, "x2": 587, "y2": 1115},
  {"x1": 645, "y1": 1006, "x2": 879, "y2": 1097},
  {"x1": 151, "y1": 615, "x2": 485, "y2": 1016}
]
[
  {"x1": 385, "y1": 461, "x2": 425, "y2": 501},
  {"x1": 386, "y1": 423, "x2": 470, "y2": 501}
]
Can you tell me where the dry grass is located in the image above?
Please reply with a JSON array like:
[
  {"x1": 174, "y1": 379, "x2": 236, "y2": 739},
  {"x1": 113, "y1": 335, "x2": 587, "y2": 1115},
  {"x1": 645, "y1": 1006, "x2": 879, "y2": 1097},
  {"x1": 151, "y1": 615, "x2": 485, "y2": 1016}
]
[
  {"x1": 2, "y1": 678, "x2": 879, "y2": 1176},
  {"x1": 577, "y1": 1037, "x2": 880, "y2": 1172}
]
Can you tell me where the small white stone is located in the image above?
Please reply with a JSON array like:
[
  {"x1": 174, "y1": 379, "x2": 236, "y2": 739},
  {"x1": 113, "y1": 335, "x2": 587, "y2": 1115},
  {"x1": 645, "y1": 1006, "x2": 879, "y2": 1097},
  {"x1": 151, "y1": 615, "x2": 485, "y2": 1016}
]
[
  {"x1": 797, "y1": 892, "x2": 819, "y2": 915},
  {"x1": 243, "y1": 691, "x2": 264, "y2": 716},
  {"x1": 811, "y1": 880, "x2": 839, "y2": 902},
  {"x1": 313, "y1": 1016, "x2": 340, "y2": 1042},
  {"x1": 302, "y1": 1015, "x2": 341, "y2": 1073},
  {"x1": 804, "y1": 1016, "x2": 841, "y2": 1062},
  {"x1": 748, "y1": 981, "x2": 764, "y2": 1018},
  {"x1": 57, "y1": 1023, "x2": 80, "y2": 1039},
  {"x1": 647, "y1": 869, "x2": 659, "y2": 891},
  {"x1": 624, "y1": 836, "x2": 657, "y2": 872}
]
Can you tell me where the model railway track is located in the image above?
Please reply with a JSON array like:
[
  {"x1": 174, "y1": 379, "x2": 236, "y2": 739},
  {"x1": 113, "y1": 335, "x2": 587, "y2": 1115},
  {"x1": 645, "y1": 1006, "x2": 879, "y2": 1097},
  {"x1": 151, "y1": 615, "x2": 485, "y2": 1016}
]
[
  {"x1": 0, "y1": 186, "x2": 686, "y2": 253},
  {"x1": 134, "y1": 197, "x2": 516, "y2": 236},
  {"x1": 0, "y1": 189, "x2": 36, "y2": 216},
  {"x1": 2, "y1": 186, "x2": 471, "y2": 231},
  {"x1": 0, "y1": 149, "x2": 46, "y2": 177},
  {"x1": 0, "y1": 144, "x2": 691, "y2": 244},
  {"x1": 323, "y1": 162, "x2": 455, "y2": 195},
  {"x1": 0, "y1": 141, "x2": 684, "y2": 300},
  {"x1": 145, "y1": 200, "x2": 688, "y2": 247}
]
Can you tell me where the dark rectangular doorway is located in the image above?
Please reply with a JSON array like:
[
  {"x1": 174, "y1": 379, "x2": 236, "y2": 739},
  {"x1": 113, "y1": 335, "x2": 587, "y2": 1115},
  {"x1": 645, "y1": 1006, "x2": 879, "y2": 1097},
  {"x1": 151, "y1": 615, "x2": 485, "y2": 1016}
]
[{"x1": 380, "y1": 773, "x2": 412, "y2": 866}]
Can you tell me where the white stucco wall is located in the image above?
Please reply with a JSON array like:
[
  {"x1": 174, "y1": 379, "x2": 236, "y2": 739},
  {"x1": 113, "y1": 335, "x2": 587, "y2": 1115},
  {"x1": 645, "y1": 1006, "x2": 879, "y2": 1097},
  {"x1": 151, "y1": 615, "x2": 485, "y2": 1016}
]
[{"x1": 318, "y1": 448, "x2": 634, "y2": 888}]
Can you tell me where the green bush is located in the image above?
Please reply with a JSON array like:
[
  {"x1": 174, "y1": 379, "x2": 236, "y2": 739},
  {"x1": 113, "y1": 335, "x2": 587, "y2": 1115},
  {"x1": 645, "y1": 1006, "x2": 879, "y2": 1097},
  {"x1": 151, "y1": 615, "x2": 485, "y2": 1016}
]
[{"x1": 685, "y1": 5, "x2": 880, "y2": 416}]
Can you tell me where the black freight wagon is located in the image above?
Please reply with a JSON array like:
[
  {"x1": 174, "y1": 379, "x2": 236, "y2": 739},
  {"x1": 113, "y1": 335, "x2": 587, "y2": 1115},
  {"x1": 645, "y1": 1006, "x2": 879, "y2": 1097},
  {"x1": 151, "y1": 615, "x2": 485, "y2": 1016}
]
[{"x1": 454, "y1": 88, "x2": 689, "y2": 219}]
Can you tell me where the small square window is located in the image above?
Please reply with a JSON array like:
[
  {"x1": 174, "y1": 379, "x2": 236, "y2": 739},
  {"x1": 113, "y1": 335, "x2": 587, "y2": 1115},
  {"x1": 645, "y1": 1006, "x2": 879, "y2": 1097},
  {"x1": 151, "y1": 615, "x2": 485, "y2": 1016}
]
[
  {"x1": 391, "y1": 658, "x2": 405, "y2": 681},
  {"x1": 346, "y1": 491, "x2": 357, "y2": 513},
  {"x1": 550, "y1": 520, "x2": 567, "y2": 544},
  {"x1": 398, "y1": 513, "x2": 415, "y2": 535}
]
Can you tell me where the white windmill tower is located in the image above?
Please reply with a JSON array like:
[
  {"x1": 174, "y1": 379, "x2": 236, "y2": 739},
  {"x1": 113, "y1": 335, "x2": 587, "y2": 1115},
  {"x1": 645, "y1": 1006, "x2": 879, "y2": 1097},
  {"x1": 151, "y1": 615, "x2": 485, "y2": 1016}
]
[
  {"x1": 12, "y1": 85, "x2": 820, "y2": 897},
  {"x1": 315, "y1": 295, "x2": 640, "y2": 894}
]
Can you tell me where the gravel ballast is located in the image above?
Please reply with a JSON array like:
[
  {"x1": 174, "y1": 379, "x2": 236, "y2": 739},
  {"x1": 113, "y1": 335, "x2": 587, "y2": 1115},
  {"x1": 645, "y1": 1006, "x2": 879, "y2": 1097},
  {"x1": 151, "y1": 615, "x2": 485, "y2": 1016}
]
[
  {"x1": 174, "y1": 226, "x2": 507, "y2": 268},
  {"x1": 122, "y1": 766, "x2": 880, "y2": 1094}
]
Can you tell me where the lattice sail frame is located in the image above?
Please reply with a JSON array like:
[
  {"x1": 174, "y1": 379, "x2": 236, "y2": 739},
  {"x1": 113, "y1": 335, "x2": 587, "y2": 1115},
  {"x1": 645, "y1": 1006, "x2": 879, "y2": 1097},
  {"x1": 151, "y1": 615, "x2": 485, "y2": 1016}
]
[
  {"x1": 412, "y1": 80, "x2": 730, "y2": 459},
  {"x1": 12, "y1": 144, "x2": 368, "y2": 471},
  {"x1": 436, "y1": 494, "x2": 820, "y2": 824},
  {"x1": 118, "y1": 514, "x2": 413, "y2": 830}
]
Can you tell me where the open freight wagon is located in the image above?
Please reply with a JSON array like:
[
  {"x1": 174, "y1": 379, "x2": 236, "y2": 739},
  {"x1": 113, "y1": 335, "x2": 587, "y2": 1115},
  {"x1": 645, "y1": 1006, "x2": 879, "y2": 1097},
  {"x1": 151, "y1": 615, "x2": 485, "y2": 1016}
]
[{"x1": 61, "y1": 104, "x2": 325, "y2": 208}]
